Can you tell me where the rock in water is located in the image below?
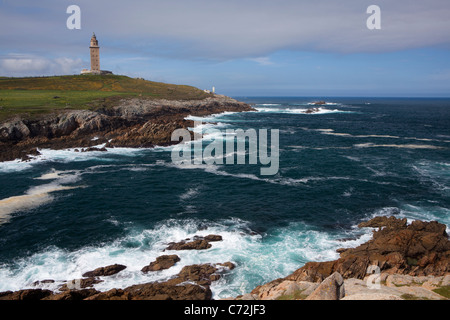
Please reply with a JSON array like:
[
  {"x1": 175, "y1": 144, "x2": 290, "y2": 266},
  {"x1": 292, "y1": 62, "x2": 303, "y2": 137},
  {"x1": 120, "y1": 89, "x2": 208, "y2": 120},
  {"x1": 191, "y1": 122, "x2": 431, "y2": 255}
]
[
  {"x1": 82, "y1": 264, "x2": 127, "y2": 277},
  {"x1": 306, "y1": 272, "x2": 345, "y2": 300},
  {"x1": 141, "y1": 255, "x2": 180, "y2": 273}
]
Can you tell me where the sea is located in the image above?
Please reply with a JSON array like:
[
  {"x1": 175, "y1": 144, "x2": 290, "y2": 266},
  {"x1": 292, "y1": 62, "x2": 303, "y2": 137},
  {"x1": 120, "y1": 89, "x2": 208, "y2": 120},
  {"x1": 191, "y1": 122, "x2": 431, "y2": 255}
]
[{"x1": 0, "y1": 97, "x2": 449, "y2": 299}]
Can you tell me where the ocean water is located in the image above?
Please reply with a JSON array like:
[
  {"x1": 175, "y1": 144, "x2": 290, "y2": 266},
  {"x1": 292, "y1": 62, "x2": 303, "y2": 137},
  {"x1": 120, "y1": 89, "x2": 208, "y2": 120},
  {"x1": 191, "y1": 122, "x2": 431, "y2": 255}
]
[{"x1": 0, "y1": 97, "x2": 449, "y2": 298}]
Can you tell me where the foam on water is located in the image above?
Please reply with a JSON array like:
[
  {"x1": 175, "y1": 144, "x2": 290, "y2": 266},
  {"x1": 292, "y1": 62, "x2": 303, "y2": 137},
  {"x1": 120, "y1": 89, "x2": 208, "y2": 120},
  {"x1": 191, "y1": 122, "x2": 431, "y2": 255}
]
[
  {"x1": 255, "y1": 106, "x2": 354, "y2": 114},
  {"x1": 185, "y1": 111, "x2": 240, "y2": 123},
  {"x1": 0, "y1": 147, "x2": 149, "y2": 174},
  {"x1": 0, "y1": 169, "x2": 83, "y2": 225},
  {"x1": 354, "y1": 143, "x2": 444, "y2": 150},
  {"x1": 0, "y1": 217, "x2": 372, "y2": 298}
]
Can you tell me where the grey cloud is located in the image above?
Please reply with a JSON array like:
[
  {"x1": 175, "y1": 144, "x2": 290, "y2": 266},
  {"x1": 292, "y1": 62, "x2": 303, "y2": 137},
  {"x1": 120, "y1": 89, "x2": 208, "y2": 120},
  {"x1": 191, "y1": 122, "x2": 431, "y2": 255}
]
[
  {"x1": 0, "y1": 54, "x2": 83, "y2": 76},
  {"x1": 1, "y1": 0, "x2": 450, "y2": 61}
]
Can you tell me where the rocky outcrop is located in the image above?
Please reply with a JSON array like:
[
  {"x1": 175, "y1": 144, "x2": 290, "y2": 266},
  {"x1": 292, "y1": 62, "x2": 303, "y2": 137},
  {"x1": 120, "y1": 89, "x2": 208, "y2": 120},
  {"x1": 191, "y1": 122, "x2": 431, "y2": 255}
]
[
  {"x1": 0, "y1": 230, "x2": 234, "y2": 301},
  {"x1": 0, "y1": 96, "x2": 254, "y2": 162},
  {"x1": 141, "y1": 255, "x2": 180, "y2": 273},
  {"x1": 305, "y1": 272, "x2": 345, "y2": 300},
  {"x1": 86, "y1": 262, "x2": 235, "y2": 301},
  {"x1": 237, "y1": 216, "x2": 450, "y2": 301},
  {"x1": 286, "y1": 216, "x2": 450, "y2": 283},
  {"x1": 81, "y1": 264, "x2": 127, "y2": 277},
  {"x1": 165, "y1": 234, "x2": 223, "y2": 251},
  {"x1": 0, "y1": 289, "x2": 53, "y2": 300}
]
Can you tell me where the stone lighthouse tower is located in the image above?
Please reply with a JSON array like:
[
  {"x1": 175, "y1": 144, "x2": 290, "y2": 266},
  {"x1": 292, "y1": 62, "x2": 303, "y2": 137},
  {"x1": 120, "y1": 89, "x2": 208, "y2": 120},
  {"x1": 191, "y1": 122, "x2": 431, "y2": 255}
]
[
  {"x1": 90, "y1": 33, "x2": 100, "y2": 74},
  {"x1": 81, "y1": 33, "x2": 112, "y2": 75}
]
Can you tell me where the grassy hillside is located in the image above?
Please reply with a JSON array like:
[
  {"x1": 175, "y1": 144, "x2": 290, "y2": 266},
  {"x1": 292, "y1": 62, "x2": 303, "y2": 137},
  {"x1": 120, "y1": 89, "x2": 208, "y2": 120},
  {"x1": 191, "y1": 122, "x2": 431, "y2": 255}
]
[{"x1": 0, "y1": 74, "x2": 211, "y2": 121}]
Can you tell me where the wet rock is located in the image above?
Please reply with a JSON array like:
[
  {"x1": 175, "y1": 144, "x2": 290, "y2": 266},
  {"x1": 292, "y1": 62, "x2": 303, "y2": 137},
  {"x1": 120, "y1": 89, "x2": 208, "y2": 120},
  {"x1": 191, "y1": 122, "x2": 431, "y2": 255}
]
[
  {"x1": 141, "y1": 255, "x2": 180, "y2": 273},
  {"x1": 81, "y1": 146, "x2": 107, "y2": 152},
  {"x1": 0, "y1": 289, "x2": 52, "y2": 300},
  {"x1": 82, "y1": 264, "x2": 127, "y2": 278},
  {"x1": 59, "y1": 277, "x2": 103, "y2": 291},
  {"x1": 204, "y1": 234, "x2": 223, "y2": 242},
  {"x1": 165, "y1": 235, "x2": 222, "y2": 251},
  {"x1": 43, "y1": 289, "x2": 99, "y2": 300},
  {"x1": 32, "y1": 279, "x2": 55, "y2": 287}
]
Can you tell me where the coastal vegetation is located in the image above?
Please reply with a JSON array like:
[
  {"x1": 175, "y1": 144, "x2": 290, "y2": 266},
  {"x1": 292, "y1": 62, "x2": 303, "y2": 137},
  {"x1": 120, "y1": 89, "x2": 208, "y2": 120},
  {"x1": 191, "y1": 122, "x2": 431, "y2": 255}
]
[{"x1": 0, "y1": 75, "x2": 211, "y2": 121}]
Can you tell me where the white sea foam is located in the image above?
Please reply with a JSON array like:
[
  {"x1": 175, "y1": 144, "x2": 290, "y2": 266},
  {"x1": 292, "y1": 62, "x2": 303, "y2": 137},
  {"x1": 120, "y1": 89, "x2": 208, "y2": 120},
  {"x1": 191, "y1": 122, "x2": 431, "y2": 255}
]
[
  {"x1": 354, "y1": 143, "x2": 444, "y2": 149},
  {"x1": 0, "y1": 170, "x2": 83, "y2": 225},
  {"x1": 0, "y1": 147, "x2": 148, "y2": 173},
  {"x1": 185, "y1": 111, "x2": 239, "y2": 123},
  {"x1": 255, "y1": 107, "x2": 354, "y2": 115},
  {"x1": 179, "y1": 186, "x2": 201, "y2": 201},
  {"x1": 302, "y1": 128, "x2": 450, "y2": 143},
  {"x1": 0, "y1": 217, "x2": 373, "y2": 298}
]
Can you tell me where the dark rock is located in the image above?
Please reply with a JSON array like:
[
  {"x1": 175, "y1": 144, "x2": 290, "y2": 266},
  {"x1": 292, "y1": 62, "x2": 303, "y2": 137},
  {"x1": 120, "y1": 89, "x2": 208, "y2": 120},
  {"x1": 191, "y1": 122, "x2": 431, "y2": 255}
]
[
  {"x1": 304, "y1": 108, "x2": 320, "y2": 114},
  {"x1": 84, "y1": 288, "x2": 131, "y2": 300},
  {"x1": 94, "y1": 282, "x2": 211, "y2": 301},
  {"x1": 0, "y1": 289, "x2": 52, "y2": 300},
  {"x1": 43, "y1": 289, "x2": 99, "y2": 300},
  {"x1": 59, "y1": 277, "x2": 103, "y2": 291},
  {"x1": 166, "y1": 239, "x2": 211, "y2": 251},
  {"x1": 82, "y1": 264, "x2": 127, "y2": 278},
  {"x1": 358, "y1": 216, "x2": 407, "y2": 230},
  {"x1": 165, "y1": 234, "x2": 223, "y2": 251},
  {"x1": 217, "y1": 262, "x2": 236, "y2": 270},
  {"x1": 81, "y1": 146, "x2": 107, "y2": 152},
  {"x1": 204, "y1": 234, "x2": 223, "y2": 242},
  {"x1": 141, "y1": 255, "x2": 180, "y2": 273},
  {"x1": 171, "y1": 264, "x2": 220, "y2": 286},
  {"x1": 32, "y1": 279, "x2": 55, "y2": 287}
]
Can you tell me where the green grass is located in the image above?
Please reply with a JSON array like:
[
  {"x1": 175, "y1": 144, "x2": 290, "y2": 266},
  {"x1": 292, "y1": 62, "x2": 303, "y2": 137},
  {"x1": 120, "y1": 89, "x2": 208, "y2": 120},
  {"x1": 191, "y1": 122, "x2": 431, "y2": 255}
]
[
  {"x1": 400, "y1": 294, "x2": 430, "y2": 300},
  {"x1": 0, "y1": 74, "x2": 211, "y2": 121},
  {"x1": 432, "y1": 286, "x2": 450, "y2": 299}
]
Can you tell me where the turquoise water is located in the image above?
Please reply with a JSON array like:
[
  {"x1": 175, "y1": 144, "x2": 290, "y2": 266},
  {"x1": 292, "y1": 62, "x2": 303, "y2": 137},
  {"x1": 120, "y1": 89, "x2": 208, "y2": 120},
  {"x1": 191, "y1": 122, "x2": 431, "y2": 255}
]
[{"x1": 0, "y1": 97, "x2": 449, "y2": 298}]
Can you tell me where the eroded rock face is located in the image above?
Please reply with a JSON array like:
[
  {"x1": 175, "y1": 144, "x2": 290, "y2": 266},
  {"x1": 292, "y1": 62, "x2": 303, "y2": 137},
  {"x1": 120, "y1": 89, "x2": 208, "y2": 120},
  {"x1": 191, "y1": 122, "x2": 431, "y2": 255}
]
[
  {"x1": 287, "y1": 216, "x2": 450, "y2": 282},
  {"x1": 0, "y1": 96, "x2": 254, "y2": 162}
]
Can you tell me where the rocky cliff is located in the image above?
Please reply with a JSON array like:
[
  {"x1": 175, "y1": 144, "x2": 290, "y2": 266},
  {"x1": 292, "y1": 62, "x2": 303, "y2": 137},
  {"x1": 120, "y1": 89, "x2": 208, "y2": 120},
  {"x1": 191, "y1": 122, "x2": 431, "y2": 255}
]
[
  {"x1": 0, "y1": 95, "x2": 254, "y2": 162},
  {"x1": 243, "y1": 216, "x2": 450, "y2": 300}
]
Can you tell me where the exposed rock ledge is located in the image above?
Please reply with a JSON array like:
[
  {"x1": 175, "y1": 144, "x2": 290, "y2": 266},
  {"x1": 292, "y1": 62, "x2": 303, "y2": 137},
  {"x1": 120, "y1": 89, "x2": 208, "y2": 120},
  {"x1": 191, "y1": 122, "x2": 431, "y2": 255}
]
[
  {"x1": 0, "y1": 95, "x2": 254, "y2": 162},
  {"x1": 231, "y1": 216, "x2": 450, "y2": 300}
]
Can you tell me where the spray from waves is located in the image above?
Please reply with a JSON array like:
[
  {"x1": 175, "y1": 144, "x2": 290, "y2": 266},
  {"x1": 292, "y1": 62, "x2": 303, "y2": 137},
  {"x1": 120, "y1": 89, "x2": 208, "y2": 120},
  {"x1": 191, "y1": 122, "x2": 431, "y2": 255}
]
[
  {"x1": 412, "y1": 161, "x2": 450, "y2": 194},
  {"x1": 362, "y1": 205, "x2": 450, "y2": 232},
  {"x1": 255, "y1": 107, "x2": 354, "y2": 115},
  {"x1": 354, "y1": 143, "x2": 444, "y2": 150},
  {"x1": 185, "y1": 111, "x2": 240, "y2": 123},
  {"x1": 301, "y1": 128, "x2": 450, "y2": 143},
  {"x1": 0, "y1": 217, "x2": 372, "y2": 298},
  {"x1": 0, "y1": 170, "x2": 83, "y2": 225},
  {"x1": 0, "y1": 146, "x2": 149, "y2": 174}
]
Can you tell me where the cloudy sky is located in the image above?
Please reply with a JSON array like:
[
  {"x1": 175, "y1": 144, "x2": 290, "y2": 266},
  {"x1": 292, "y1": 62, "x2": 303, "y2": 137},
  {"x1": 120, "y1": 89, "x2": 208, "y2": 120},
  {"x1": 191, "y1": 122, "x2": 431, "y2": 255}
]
[{"x1": 1, "y1": 0, "x2": 450, "y2": 96}]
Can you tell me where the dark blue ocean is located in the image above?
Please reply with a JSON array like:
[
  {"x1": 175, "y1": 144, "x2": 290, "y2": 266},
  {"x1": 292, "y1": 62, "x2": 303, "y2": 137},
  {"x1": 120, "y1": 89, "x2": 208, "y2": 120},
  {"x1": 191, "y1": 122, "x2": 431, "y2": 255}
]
[{"x1": 0, "y1": 97, "x2": 449, "y2": 298}]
